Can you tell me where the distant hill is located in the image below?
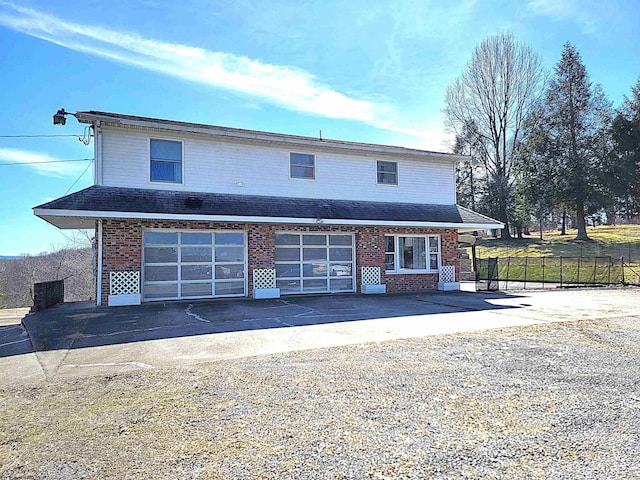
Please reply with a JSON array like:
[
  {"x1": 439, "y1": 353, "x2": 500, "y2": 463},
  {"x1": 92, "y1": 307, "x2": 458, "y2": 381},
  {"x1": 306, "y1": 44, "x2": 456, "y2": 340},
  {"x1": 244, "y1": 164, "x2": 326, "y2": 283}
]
[{"x1": 0, "y1": 255, "x2": 22, "y2": 260}]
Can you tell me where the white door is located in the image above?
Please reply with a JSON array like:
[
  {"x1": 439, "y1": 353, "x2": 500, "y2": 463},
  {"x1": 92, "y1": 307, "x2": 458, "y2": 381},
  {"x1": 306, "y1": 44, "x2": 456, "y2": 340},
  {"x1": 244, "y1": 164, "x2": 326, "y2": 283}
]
[
  {"x1": 274, "y1": 233, "x2": 355, "y2": 294},
  {"x1": 142, "y1": 230, "x2": 246, "y2": 301}
]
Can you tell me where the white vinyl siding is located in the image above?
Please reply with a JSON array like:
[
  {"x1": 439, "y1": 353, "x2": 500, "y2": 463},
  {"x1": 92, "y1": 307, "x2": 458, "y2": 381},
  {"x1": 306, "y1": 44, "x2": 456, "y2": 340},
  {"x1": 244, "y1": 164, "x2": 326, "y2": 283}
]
[{"x1": 100, "y1": 128, "x2": 456, "y2": 204}]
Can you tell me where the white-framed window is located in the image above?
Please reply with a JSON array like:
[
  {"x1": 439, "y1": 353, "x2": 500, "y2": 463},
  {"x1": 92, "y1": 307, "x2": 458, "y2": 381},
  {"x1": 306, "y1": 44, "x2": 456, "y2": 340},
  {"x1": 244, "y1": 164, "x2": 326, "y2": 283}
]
[
  {"x1": 377, "y1": 160, "x2": 398, "y2": 185},
  {"x1": 384, "y1": 234, "x2": 440, "y2": 273},
  {"x1": 290, "y1": 152, "x2": 315, "y2": 180},
  {"x1": 150, "y1": 139, "x2": 183, "y2": 183}
]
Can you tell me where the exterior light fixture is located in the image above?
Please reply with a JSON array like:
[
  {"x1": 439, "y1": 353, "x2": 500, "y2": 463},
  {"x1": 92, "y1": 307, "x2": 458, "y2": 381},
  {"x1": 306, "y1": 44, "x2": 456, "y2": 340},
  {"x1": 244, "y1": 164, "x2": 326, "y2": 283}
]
[{"x1": 53, "y1": 108, "x2": 69, "y2": 126}]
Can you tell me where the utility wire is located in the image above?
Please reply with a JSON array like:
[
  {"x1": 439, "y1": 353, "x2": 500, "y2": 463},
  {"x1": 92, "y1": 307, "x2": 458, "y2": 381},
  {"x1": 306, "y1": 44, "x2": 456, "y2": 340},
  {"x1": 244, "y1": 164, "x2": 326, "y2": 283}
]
[
  {"x1": 0, "y1": 134, "x2": 85, "y2": 138},
  {"x1": 0, "y1": 158, "x2": 93, "y2": 166},
  {"x1": 64, "y1": 160, "x2": 93, "y2": 195}
]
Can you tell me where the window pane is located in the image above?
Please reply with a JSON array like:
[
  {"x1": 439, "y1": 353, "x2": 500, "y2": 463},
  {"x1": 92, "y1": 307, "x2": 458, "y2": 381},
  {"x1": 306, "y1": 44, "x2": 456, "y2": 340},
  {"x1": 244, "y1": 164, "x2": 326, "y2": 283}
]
[
  {"x1": 291, "y1": 165, "x2": 314, "y2": 179},
  {"x1": 181, "y1": 233, "x2": 211, "y2": 245},
  {"x1": 303, "y1": 248, "x2": 326, "y2": 261},
  {"x1": 275, "y1": 248, "x2": 300, "y2": 261},
  {"x1": 429, "y1": 236, "x2": 439, "y2": 252},
  {"x1": 329, "y1": 248, "x2": 352, "y2": 261},
  {"x1": 181, "y1": 265, "x2": 211, "y2": 281},
  {"x1": 277, "y1": 279, "x2": 300, "y2": 293},
  {"x1": 182, "y1": 282, "x2": 213, "y2": 297},
  {"x1": 385, "y1": 253, "x2": 395, "y2": 271},
  {"x1": 145, "y1": 232, "x2": 178, "y2": 245},
  {"x1": 330, "y1": 263, "x2": 352, "y2": 277},
  {"x1": 215, "y1": 264, "x2": 244, "y2": 280},
  {"x1": 330, "y1": 278, "x2": 353, "y2": 291},
  {"x1": 377, "y1": 172, "x2": 397, "y2": 185},
  {"x1": 151, "y1": 160, "x2": 182, "y2": 183},
  {"x1": 144, "y1": 247, "x2": 178, "y2": 263},
  {"x1": 144, "y1": 283, "x2": 178, "y2": 299},
  {"x1": 430, "y1": 254, "x2": 439, "y2": 270},
  {"x1": 385, "y1": 236, "x2": 395, "y2": 252},
  {"x1": 145, "y1": 265, "x2": 178, "y2": 282},
  {"x1": 215, "y1": 246, "x2": 244, "y2": 262},
  {"x1": 151, "y1": 139, "x2": 182, "y2": 161},
  {"x1": 303, "y1": 235, "x2": 326, "y2": 245},
  {"x1": 276, "y1": 264, "x2": 300, "y2": 277},
  {"x1": 181, "y1": 247, "x2": 212, "y2": 263},
  {"x1": 329, "y1": 235, "x2": 352, "y2": 246},
  {"x1": 215, "y1": 281, "x2": 244, "y2": 296},
  {"x1": 275, "y1": 234, "x2": 300, "y2": 246},
  {"x1": 215, "y1": 233, "x2": 244, "y2": 245},
  {"x1": 303, "y1": 263, "x2": 327, "y2": 277},
  {"x1": 290, "y1": 153, "x2": 315, "y2": 166},
  {"x1": 303, "y1": 279, "x2": 327, "y2": 291},
  {"x1": 399, "y1": 237, "x2": 426, "y2": 270},
  {"x1": 378, "y1": 161, "x2": 397, "y2": 173}
]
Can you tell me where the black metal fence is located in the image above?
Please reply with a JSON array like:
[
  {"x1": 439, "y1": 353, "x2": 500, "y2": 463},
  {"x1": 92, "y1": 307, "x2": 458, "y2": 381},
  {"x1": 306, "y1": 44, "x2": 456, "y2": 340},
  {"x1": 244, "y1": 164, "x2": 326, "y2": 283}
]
[{"x1": 476, "y1": 256, "x2": 627, "y2": 290}]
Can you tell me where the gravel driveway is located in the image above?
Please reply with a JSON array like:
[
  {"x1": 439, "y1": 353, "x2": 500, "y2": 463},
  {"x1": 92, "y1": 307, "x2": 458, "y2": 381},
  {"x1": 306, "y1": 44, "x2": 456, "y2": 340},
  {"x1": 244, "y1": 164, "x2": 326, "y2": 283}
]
[{"x1": 1, "y1": 311, "x2": 639, "y2": 479}]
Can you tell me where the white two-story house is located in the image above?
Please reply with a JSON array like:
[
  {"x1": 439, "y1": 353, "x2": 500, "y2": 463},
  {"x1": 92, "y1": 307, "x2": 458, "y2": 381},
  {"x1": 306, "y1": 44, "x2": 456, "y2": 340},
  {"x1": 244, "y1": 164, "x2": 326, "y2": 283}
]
[{"x1": 34, "y1": 111, "x2": 502, "y2": 306}]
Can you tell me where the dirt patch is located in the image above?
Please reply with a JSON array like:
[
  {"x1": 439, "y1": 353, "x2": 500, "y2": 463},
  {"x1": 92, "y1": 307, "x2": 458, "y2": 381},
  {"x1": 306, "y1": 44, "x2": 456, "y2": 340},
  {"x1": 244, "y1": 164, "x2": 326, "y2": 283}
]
[{"x1": 2, "y1": 316, "x2": 640, "y2": 479}]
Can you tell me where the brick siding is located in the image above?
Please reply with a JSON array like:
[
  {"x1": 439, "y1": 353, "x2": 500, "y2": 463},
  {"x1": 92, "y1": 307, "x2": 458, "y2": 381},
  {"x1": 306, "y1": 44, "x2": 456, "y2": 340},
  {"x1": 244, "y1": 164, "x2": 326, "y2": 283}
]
[{"x1": 99, "y1": 219, "x2": 459, "y2": 304}]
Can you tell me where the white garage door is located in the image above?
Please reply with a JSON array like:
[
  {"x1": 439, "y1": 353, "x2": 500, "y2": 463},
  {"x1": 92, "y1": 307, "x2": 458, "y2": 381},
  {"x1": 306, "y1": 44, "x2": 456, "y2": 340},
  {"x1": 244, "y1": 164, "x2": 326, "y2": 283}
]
[
  {"x1": 275, "y1": 233, "x2": 355, "y2": 294},
  {"x1": 142, "y1": 230, "x2": 246, "y2": 301}
]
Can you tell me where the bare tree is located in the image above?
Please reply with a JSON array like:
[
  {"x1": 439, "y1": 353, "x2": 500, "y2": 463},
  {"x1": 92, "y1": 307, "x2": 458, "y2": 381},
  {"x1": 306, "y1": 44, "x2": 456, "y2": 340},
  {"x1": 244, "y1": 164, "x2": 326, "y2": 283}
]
[{"x1": 445, "y1": 32, "x2": 545, "y2": 238}]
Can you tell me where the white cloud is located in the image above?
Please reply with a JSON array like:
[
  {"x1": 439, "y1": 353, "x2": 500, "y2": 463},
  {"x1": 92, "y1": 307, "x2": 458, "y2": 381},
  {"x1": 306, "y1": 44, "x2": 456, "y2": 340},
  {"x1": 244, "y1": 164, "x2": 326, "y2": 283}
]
[
  {"x1": 0, "y1": 2, "x2": 444, "y2": 142},
  {"x1": 527, "y1": 0, "x2": 602, "y2": 34},
  {"x1": 0, "y1": 148, "x2": 91, "y2": 177}
]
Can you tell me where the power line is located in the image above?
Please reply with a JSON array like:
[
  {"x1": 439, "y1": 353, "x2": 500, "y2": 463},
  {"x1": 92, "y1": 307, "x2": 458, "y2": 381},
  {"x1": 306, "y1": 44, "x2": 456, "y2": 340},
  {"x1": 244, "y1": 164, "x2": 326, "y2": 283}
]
[
  {"x1": 0, "y1": 158, "x2": 93, "y2": 166},
  {"x1": 64, "y1": 161, "x2": 93, "y2": 195},
  {"x1": 0, "y1": 134, "x2": 85, "y2": 138}
]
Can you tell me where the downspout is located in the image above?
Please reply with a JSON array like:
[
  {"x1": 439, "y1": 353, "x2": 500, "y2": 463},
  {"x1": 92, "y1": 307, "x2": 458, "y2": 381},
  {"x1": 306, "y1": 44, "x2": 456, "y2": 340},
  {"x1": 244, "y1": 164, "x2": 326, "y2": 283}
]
[
  {"x1": 96, "y1": 219, "x2": 103, "y2": 306},
  {"x1": 95, "y1": 121, "x2": 103, "y2": 185}
]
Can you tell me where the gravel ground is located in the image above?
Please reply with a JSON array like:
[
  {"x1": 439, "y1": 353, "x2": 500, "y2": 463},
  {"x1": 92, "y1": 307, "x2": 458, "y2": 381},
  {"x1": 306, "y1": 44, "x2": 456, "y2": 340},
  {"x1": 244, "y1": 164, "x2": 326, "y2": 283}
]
[{"x1": 1, "y1": 315, "x2": 640, "y2": 479}]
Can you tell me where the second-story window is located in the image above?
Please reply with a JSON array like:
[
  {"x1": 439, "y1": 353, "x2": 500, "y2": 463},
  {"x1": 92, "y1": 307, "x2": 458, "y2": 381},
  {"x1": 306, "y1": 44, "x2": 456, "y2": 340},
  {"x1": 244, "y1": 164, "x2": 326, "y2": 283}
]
[
  {"x1": 290, "y1": 153, "x2": 315, "y2": 180},
  {"x1": 150, "y1": 139, "x2": 183, "y2": 183},
  {"x1": 377, "y1": 161, "x2": 398, "y2": 185}
]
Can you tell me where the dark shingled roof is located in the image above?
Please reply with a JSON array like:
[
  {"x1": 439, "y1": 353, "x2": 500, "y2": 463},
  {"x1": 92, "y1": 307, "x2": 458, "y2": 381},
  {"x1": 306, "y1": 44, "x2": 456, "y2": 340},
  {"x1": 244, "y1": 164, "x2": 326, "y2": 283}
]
[{"x1": 35, "y1": 186, "x2": 502, "y2": 226}]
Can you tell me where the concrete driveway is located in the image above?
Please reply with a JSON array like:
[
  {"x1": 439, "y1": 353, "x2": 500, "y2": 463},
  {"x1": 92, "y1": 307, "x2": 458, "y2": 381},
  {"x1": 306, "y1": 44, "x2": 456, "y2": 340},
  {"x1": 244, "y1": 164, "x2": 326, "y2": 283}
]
[{"x1": 2, "y1": 288, "x2": 639, "y2": 385}]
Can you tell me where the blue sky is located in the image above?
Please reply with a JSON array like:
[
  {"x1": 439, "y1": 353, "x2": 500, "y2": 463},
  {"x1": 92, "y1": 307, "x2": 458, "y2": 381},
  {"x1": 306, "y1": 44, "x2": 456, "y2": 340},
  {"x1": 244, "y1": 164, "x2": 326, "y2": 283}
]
[{"x1": 0, "y1": 0, "x2": 638, "y2": 255}]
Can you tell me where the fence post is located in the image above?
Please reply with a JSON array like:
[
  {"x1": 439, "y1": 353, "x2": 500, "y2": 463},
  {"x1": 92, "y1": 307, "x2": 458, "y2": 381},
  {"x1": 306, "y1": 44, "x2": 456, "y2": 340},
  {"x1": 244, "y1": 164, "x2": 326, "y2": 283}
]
[
  {"x1": 542, "y1": 256, "x2": 545, "y2": 288},
  {"x1": 577, "y1": 256, "x2": 581, "y2": 284},
  {"x1": 505, "y1": 257, "x2": 510, "y2": 290},
  {"x1": 621, "y1": 256, "x2": 625, "y2": 284},
  {"x1": 608, "y1": 256, "x2": 611, "y2": 284},
  {"x1": 560, "y1": 257, "x2": 563, "y2": 287},
  {"x1": 524, "y1": 256, "x2": 528, "y2": 289},
  {"x1": 593, "y1": 257, "x2": 597, "y2": 284}
]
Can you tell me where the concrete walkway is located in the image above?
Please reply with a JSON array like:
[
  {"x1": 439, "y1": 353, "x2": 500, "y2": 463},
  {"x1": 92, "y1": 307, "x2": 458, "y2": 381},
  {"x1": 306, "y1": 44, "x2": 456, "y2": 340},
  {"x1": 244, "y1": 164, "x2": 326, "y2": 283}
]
[{"x1": 1, "y1": 289, "x2": 638, "y2": 385}]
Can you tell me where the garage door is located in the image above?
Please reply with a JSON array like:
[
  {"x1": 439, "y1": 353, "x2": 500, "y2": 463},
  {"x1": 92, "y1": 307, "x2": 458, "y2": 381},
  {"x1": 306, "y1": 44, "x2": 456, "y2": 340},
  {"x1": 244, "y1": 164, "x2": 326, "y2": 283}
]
[
  {"x1": 275, "y1": 233, "x2": 355, "y2": 294},
  {"x1": 142, "y1": 230, "x2": 246, "y2": 301}
]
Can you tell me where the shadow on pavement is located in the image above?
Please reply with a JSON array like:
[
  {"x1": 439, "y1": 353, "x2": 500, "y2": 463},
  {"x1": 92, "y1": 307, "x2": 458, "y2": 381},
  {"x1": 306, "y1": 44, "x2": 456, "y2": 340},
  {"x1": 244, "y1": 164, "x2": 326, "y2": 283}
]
[{"x1": 5, "y1": 291, "x2": 524, "y2": 358}]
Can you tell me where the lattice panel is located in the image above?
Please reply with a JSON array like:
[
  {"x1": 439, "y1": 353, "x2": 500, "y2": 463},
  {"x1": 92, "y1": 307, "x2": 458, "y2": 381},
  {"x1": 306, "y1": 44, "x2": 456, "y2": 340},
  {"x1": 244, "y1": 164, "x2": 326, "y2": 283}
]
[
  {"x1": 439, "y1": 265, "x2": 456, "y2": 283},
  {"x1": 253, "y1": 269, "x2": 276, "y2": 289},
  {"x1": 361, "y1": 266, "x2": 381, "y2": 285},
  {"x1": 110, "y1": 271, "x2": 140, "y2": 295}
]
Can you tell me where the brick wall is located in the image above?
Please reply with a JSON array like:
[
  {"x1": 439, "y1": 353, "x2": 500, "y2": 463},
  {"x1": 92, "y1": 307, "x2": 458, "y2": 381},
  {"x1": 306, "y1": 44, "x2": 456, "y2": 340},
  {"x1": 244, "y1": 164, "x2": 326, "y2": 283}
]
[{"x1": 99, "y1": 219, "x2": 459, "y2": 304}]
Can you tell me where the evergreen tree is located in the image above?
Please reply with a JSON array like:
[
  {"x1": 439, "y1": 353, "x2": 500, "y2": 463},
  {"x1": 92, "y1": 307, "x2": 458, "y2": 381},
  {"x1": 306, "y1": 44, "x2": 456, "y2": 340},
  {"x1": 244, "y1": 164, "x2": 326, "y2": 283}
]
[
  {"x1": 607, "y1": 79, "x2": 640, "y2": 219},
  {"x1": 530, "y1": 43, "x2": 611, "y2": 240}
]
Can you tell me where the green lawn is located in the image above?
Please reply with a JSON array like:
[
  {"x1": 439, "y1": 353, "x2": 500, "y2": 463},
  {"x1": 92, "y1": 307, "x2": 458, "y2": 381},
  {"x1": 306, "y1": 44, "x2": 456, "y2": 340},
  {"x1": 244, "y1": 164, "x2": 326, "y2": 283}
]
[{"x1": 469, "y1": 224, "x2": 640, "y2": 284}]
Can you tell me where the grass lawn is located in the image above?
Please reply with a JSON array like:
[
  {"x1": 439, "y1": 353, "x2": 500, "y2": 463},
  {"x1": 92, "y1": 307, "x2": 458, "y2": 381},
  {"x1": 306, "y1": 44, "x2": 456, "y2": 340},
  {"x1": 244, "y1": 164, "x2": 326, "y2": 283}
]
[{"x1": 470, "y1": 224, "x2": 640, "y2": 284}]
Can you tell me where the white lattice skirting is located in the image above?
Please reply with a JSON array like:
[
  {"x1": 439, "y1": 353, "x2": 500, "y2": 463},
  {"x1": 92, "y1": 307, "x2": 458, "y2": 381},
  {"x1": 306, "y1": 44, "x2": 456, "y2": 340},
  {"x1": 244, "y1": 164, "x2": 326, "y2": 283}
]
[
  {"x1": 361, "y1": 266, "x2": 386, "y2": 294},
  {"x1": 108, "y1": 271, "x2": 141, "y2": 306},
  {"x1": 438, "y1": 265, "x2": 460, "y2": 291},
  {"x1": 253, "y1": 268, "x2": 280, "y2": 299}
]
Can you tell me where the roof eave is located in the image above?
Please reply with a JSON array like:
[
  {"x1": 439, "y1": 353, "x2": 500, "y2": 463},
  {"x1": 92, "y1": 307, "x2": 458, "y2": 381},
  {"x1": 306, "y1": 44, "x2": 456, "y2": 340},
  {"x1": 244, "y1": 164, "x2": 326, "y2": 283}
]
[
  {"x1": 74, "y1": 111, "x2": 470, "y2": 163},
  {"x1": 34, "y1": 208, "x2": 503, "y2": 231}
]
